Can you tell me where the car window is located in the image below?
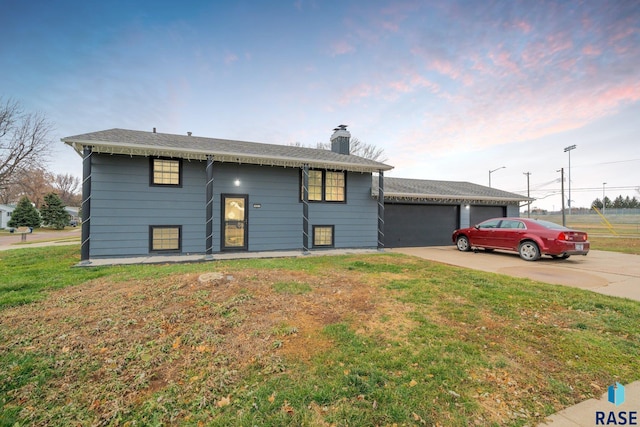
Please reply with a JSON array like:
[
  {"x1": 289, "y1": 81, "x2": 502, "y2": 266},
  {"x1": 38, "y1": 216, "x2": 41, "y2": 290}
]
[
  {"x1": 478, "y1": 219, "x2": 501, "y2": 229},
  {"x1": 534, "y1": 220, "x2": 569, "y2": 230},
  {"x1": 500, "y1": 220, "x2": 524, "y2": 229}
]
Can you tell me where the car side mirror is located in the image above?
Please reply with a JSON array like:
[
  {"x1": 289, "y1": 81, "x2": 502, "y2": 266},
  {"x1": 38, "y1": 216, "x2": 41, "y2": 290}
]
[{"x1": 474, "y1": 225, "x2": 479, "y2": 229}]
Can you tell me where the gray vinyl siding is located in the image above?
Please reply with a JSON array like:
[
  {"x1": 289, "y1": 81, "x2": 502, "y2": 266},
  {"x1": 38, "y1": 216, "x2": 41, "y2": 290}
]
[
  {"x1": 308, "y1": 172, "x2": 378, "y2": 248},
  {"x1": 89, "y1": 154, "x2": 205, "y2": 257},
  {"x1": 506, "y1": 204, "x2": 520, "y2": 217},
  {"x1": 211, "y1": 165, "x2": 377, "y2": 251},
  {"x1": 88, "y1": 155, "x2": 378, "y2": 258},
  {"x1": 211, "y1": 163, "x2": 302, "y2": 252}
]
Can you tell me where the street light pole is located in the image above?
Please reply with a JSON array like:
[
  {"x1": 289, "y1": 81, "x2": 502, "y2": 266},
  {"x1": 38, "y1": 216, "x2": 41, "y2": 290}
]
[
  {"x1": 564, "y1": 145, "x2": 576, "y2": 214},
  {"x1": 602, "y1": 182, "x2": 607, "y2": 215},
  {"x1": 489, "y1": 166, "x2": 506, "y2": 188},
  {"x1": 523, "y1": 172, "x2": 531, "y2": 218},
  {"x1": 559, "y1": 168, "x2": 566, "y2": 226}
]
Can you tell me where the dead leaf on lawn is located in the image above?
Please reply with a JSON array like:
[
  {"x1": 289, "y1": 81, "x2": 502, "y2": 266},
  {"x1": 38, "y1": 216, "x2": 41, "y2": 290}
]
[{"x1": 216, "y1": 395, "x2": 231, "y2": 407}]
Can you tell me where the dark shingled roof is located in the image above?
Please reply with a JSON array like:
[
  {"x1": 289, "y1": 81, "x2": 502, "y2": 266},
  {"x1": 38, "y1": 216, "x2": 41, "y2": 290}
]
[
  {"x1": 374, "y1": 176, "x2": 531, "y2": 203},
  {"x1": 62, "y1": 128, "x2": 393, "y2": 173}
]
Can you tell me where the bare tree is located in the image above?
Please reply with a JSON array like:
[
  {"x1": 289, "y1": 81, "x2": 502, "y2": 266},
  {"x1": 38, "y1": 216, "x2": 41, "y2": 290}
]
[
  {"x1": 53, "y1": 173, "x2": 81, "y2": 206},
  {"x1": 0, "y1": 97, "x2": 54, "y2": 188},
  {"x1": 349, "y1": 137, "x2": 388, "y2": 162},
  {"x1": 9, "y1": 166, "x2": 54, "y2": 208},
  {"x1": 294, "y1": 137, "x2": 388, "y2": 162}
]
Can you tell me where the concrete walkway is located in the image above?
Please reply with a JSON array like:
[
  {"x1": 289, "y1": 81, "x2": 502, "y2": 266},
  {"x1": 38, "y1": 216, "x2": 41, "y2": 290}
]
[
  {"x1": 539, "y1": 382, "x2": 640, "y2": 426},
  {"x1": 74, "y1": 248, "x2": 381, "y2": 266}
]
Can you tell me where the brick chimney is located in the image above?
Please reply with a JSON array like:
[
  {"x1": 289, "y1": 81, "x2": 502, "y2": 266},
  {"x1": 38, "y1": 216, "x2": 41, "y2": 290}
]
[{"x1": 330, "y1": 124, "x2": 350, "y2": 155}]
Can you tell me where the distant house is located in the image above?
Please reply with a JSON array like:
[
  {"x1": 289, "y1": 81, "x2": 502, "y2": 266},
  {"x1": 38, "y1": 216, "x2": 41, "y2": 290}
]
[
  {"x1": 62, "y1": 127, "x2": 530, "y2": 262},
  {"x1": 0, "y1": 204, "x2": 15, "y2": 229}
]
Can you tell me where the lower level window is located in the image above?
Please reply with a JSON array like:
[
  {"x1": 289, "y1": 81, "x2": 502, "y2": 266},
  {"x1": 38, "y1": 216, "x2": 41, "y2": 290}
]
[
  {"x1": 150, "y1": 226, "x2": 182, "y2": 252},
  {"x1": 313, "y1": 225, "x2": 334, "y2": 248}
]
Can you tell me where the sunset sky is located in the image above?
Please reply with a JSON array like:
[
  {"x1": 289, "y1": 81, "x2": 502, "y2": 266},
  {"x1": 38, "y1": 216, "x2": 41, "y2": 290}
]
[{"x1": 1, "y1": 0, "x2": 638, "y2": 210}]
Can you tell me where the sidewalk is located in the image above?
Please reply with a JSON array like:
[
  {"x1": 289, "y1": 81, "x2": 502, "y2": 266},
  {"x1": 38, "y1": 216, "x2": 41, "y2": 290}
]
[
  {"x1": 539, "y1": 381, "x2": 640, "y2": 426},
  {"x1": 75, "y1": 248, "x2": 381, "y2": 266}
]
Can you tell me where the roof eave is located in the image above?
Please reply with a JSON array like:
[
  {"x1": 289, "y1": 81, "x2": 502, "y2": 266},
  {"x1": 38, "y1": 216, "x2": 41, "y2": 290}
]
[
  {"x1": 378, "y1": 192, "x2": 533, "y2": 202},
  {"x1": 62, "y1": 138, "x2": 394, "y2": 173}
]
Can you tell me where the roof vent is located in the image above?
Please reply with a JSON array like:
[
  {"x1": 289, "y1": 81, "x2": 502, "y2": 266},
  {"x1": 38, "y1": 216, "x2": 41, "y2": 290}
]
[
  {"x1": 330, "y1": 124, "x2": 351, "y2": 155},
  {"x1": 187, "y1": 132, "x2": 192, "y2": 136},
  {"x1": 153, "y1": 127, "x2": 156, "y2": 133}
]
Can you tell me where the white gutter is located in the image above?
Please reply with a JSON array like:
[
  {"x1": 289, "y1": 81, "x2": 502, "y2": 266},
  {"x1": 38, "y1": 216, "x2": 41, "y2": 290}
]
[{"x1": 63, "y1": 139, "x2": 394, "y2": 173}]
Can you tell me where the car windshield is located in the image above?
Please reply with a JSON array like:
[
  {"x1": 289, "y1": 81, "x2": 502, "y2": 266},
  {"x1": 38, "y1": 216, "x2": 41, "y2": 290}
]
[{"x1": 534, "y1": 220, "x2": 570, "y2": 230}]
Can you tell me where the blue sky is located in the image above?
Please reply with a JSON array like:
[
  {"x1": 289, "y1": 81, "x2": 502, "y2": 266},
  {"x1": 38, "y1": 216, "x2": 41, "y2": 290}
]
[{"x1": 1, "y1": 0, "x2": 638, "y2": 210}]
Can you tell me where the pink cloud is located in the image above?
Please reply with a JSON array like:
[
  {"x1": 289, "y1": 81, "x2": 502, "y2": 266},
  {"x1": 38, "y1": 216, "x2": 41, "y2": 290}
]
[
  {"x1": 330, "y1": 40, "x2": 355, "y2": 56},
  {"x1": 488, "y1": 50, "x2": 521, "y2": 76},
  {"x1": 514, "y1": 19, "x2": 532, "y2": 34},
  {"x1": 224, "y1": 53, "x2": 238, "y2": 65},
  {"x1": 386, "y1": 73, "x2": 440, "y2": 98},
  {"x1": 521, "y1": 32, "x2": 573, "y2": 68},
  {"x1": 337, "y1": 83, "x2": 375, "y2": 105},
  {"x1": 429, "y1": 58, "x2": 461, "y2": 80},
  {"x1": 582, "y1": 44, "x2": 601, "y2": 56}
]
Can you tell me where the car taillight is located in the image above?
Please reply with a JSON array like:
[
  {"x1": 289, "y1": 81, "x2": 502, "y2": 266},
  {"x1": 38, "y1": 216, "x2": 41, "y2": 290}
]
[{"x1": 557, "y1": 232, "x2": 568, "y2": 241}]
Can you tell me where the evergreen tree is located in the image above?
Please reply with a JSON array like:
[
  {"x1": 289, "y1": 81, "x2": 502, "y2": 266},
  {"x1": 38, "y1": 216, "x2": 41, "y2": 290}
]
[
  {"x1": 591, "y1": 198, "x2": 603, "y2": 209},
  {"x1": 40, "y1": 192, "x2": 70, "y2": 229},
  {"x1": 8, "y1": 196, "x2": 41, "y2": 228}
]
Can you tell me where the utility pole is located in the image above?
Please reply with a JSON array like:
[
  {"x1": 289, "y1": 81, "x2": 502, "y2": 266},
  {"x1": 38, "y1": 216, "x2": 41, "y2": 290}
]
[
  {"x1": 564, "y1": 145, "x2": 576, "y2": 215},
  {"x1": 559, "y1": 168, "x2": 566, "y2": 226},
  {"x1": 523, "y1": 172, "x2": 531, "y2": 218}
]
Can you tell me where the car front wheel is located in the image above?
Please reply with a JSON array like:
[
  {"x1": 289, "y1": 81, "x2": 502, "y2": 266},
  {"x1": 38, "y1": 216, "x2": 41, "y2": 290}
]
[
  {"x1": 518, "y1": 241, "x2": 540, "y2": 261},
  {"x1": 456, "y1": 235, "x2": 471, "y2": 252}
]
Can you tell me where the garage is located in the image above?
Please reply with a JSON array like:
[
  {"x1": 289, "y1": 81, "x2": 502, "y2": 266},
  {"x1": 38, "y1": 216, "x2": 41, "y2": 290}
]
[
  {"x1": 375, "y1": 176, "x2": 530, "y2": 248},
  {"x1": 385, "y1": 203, "x2": 459, "y2": 247},
  {"x1": 469, "y1": 205, "x2": 506, "y2": 226}
]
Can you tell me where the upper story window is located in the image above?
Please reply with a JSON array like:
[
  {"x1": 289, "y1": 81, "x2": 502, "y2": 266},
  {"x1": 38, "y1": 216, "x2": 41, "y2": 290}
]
[
  {"x1": 301, "y1": 169, "x2": 346, "y2": 202},
  {"x1": 151, "y1": 158, "x2": 182, "y2": 187}
]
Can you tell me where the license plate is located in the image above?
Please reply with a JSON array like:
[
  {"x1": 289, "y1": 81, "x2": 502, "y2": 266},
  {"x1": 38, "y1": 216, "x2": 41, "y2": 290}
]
[{"x1": 575, "y1": 243, "x2": 583, "y2": 251}]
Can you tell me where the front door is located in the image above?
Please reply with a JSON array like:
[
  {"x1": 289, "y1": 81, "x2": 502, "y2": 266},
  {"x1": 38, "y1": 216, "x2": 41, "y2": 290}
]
[{"x1": 222, "y1": 194, "x2": 248, "y2": 250}]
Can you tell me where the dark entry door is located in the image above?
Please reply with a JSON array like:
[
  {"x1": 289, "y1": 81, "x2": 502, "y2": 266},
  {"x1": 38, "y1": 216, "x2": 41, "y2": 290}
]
[{"x1": 222, "y1": 195, "x2": 248, "y2": 250}]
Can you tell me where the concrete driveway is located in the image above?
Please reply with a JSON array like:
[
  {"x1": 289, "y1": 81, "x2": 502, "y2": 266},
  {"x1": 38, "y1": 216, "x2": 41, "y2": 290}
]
[
  {"x1": 0, "y1": 228, "x2": 81, "y2": 251},
  {"x1": 390, "y1": 246, "x2": 640, "y2": 302}
]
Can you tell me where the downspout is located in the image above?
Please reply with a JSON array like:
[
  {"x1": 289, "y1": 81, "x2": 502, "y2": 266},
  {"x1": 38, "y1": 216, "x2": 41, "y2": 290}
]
[
  {"x1": 377, "y1": 171, "x2": 384, "y2": 250},
  {"x1": 80, "y1": 146, "x2": 92, "y2": 263},
  {"x1": 302, "y1": 164, "x2": 309, "y2": 254},
  {"x1": 205, "y1": 155, "x2": 214, "y2": 258}
]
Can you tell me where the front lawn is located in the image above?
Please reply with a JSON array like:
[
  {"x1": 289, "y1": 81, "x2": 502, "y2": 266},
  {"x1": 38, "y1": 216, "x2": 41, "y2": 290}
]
[{"x1": 1, "y1": 245, "x2": 639, "y2": 426}]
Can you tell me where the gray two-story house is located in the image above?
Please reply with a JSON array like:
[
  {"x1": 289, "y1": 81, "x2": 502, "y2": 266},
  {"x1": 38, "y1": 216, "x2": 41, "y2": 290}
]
[{"x1": 62, "y1": 126, "x2": 392, "y2": 262}]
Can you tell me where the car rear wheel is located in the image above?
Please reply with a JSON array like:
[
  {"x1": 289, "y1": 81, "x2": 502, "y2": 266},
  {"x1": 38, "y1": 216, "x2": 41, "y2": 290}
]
[
  {"x1": 456, "y1": 235, "x2": 471, "y2": 252},
  {"x1": 518, "y1": 241, "x2": 540, "y2": 261}
]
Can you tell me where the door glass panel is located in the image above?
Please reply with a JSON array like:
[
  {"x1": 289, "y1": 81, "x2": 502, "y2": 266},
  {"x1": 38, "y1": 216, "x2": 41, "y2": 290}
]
[{"x1": 224, "y1": 197, "x2": 245, "y2": 248}]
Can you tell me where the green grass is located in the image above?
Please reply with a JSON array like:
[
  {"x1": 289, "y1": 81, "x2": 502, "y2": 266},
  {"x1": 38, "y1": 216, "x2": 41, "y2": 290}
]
[
  {"x1": 537, "y1": 214, "x2": 640, "y2": 254},
  {"x1": 0, "y1": 246, "x2": 109, "y2": 307},
  {"x1": 272, "y1": 281, "x2": 312, "y2": 294},
  {"x1": 1, "y1": 245, "x2": 640, "y2": 426}
]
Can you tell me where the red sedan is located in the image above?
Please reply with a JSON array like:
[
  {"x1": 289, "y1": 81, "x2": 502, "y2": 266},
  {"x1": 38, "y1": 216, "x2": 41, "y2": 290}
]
[{"x1": 452, "y1": 217, "x2": 589, "y2": 261}]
